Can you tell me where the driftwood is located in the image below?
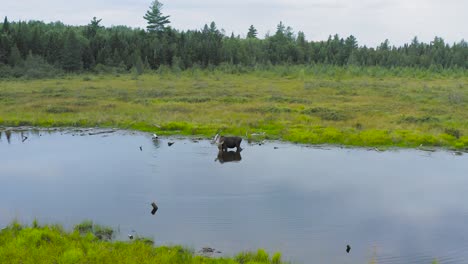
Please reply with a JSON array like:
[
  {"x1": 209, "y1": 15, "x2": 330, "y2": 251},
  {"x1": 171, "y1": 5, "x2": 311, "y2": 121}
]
[
  {"x1": 88, "y1": 130, "x2": 116, "y2": 136},
  {"x1": 198, "y1": 247, "x2": 221, "y2": 256}
]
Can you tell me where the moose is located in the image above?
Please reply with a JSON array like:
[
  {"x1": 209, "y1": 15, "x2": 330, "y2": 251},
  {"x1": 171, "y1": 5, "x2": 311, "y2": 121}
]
[{"x1": 213, "y1": 134, "x2": 242, "y2": 152}]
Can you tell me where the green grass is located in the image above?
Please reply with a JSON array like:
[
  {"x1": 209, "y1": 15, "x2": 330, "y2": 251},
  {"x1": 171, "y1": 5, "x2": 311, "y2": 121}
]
[
  {"x1": 0, "y1": 221, "x2": 286, "y2": 264},
  {"x1": 0, "y1": 65, "x2": 467, "y2": 149}
]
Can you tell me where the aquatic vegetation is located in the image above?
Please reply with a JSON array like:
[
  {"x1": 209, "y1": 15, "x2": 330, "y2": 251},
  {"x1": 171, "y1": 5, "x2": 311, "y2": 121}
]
[
  {"x1": 0, "y1": 221, "x2": 286, "y2": 264},
  {"x1": 0, "y1": 66, "x2": 466, "y2": 149}
]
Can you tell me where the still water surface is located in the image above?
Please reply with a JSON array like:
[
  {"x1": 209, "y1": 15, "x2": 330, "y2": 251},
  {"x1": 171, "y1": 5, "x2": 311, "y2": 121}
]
[{"x1": 1, "y1": 129, "x2": 468, "y2": 263}]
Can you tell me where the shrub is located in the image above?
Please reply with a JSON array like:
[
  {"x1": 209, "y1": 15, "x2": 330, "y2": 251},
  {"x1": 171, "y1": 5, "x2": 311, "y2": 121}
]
[
  {"x1": 73, "y1": 221, "x2": 113, "y2": 241},
  {"x1": 444, "y1": 128, "x2": 462, "y2": 139},
  {"x1": 302, "y1": 107, "x2": 349, "y2": 121},
  {"x1": 74, "y1": 220, "x2": 93, "y2": 234},
  {"x1": 399, "y1": 116, "x2": 439, "y2": 123},
  {"x1": 93, "y1": 225, "x2": 113, "y2": 241},
  {"x1": 45, "y1": 105, "x2": 75, "y2": 114}
]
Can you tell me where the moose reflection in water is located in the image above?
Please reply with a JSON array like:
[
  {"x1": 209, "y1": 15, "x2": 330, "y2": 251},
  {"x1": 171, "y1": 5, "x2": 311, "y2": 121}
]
[{"x1": 216, "y1": 150, "x2": 242, "y2": 163}]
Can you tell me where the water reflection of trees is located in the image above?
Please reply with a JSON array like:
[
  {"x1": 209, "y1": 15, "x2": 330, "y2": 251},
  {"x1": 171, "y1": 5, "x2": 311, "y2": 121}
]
[
  {"x1": 5, "y1": 130, "x2": 11, "y2": 144},
  {"x1": 216, "y1": 150, "x2": 242, "y2": 164},
  {"x1": 0, "y1": 130, "x2": 35, "y2": 144}
]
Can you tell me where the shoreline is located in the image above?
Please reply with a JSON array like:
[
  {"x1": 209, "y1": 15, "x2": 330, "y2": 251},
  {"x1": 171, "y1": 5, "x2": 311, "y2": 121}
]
[
  {"x1": 1, "y1": 126, "x2": 466, "y2": 154},
  {"x1": 0, "y1": 220, "x2": 286, "y2": 264}
]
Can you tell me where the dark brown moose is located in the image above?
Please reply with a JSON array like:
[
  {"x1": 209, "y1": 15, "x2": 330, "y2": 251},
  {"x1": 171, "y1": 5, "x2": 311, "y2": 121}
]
[{"x1": 216, "y1": 135, "x2": 242, "y2": 152}]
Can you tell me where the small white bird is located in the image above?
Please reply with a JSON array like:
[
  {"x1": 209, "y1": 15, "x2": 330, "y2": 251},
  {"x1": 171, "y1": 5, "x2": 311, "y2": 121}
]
[{"x1": 152, "y1": 133, "x2": 159, "y2": 140}]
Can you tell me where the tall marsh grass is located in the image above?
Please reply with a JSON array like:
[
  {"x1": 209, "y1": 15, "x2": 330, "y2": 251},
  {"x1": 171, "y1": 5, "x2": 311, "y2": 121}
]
[
  {"x1": 0, "y1": 221, "x2": 286, "y2": 264},
  {"x1": 0, "y1": 66, "x2": 466, "y2": 149}
]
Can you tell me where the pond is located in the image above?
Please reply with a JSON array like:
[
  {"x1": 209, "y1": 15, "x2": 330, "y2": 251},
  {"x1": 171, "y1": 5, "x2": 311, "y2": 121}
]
[{"x1": 1, "y1": 128, "x2": 467, "y2": 264}]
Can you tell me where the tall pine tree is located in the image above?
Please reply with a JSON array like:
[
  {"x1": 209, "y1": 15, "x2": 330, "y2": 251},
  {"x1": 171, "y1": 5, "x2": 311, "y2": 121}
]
[
  {"x1": 247, "y1": 25, "x2": 257, "y2": 39},
  {"x1": 2, "y1": 17, "x2": 10, "y2": 34},
  {"x1": 61, "y1": 30, "x2": 83, "y2": 71},
  {"x1": 143, "y1": 1, "x2": 170, "y2": 32}
]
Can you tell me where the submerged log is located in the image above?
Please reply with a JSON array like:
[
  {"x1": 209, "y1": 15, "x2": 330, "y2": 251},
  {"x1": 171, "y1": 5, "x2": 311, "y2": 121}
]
[
  {"x1": 88, "y1": 130, "x2": 116, "y2": 136},
  {"x1": 151, "y1": 202, "x2": 158, "y2": 215}
]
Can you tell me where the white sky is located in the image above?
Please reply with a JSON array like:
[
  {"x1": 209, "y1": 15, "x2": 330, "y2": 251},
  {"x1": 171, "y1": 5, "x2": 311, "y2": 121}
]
[{"x1": 2, "y1": 0, "x2": 467, "y2": 47}]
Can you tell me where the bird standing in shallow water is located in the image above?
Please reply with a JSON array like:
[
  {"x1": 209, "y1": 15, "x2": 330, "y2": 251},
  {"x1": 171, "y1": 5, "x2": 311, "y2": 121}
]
[
  {"x1": 346, "y1": 245, "x2": 351, "y2": 253},
  {"x1": 152, "y1": 133, "x2": 158, "y2": 140}
]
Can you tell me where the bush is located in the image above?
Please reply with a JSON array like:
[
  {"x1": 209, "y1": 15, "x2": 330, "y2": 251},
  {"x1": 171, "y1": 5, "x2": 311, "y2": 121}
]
[
  {"x1": 73, "y1": 221, "x2": 113, "y2": 241},
  {"x1": 93, "y1": 225, "x2": 113, "y2": 241},
  {"x1": 45, "y1": 105, "x2": 75, "y2": 114},
  {"x1": 0, "y1": 63, "x2": 13, "y2": 78},
  {"x1": 399, "y1": 116, "x2": 439, "y2": 123},
  {"x1": 302, "y1": 107, "x2": 349, "y2": 121},
  {"x1": 22, "y1": 53, "x2": 63, "y2": 79},
  {"x1": 444, "y1": 128, "x2": 462, "y2": 139},
  {"x1": 74, "y1": 220, "x2": 93, "y2": 234},
  {"x1": 0, "y1": 56, "x2": 62, "y2": 79}
]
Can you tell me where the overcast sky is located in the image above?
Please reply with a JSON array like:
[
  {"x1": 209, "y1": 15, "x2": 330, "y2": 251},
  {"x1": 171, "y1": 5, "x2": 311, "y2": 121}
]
[{"x1": 2, "y1": 0, "x2": 467, "y2": 47}]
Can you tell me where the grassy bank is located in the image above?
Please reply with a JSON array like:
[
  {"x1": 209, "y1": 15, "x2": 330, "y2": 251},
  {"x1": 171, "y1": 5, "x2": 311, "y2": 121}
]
[
  {"x1": 0, "y1": 66, "x2": 467, "y2": 149},
  {"x1": 0, "y1": 220, "x2": 285, "y2": 264}
]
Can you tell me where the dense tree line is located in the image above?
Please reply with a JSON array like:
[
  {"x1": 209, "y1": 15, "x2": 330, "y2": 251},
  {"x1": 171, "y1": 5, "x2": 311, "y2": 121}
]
[{"x1": 0, "y1": 15, "x2": 466, "y2": 77}]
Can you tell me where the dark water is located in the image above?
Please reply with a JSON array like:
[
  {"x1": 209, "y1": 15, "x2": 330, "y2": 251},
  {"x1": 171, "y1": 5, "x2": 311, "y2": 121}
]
[{"x1": 1, "y1": 129, "x2": 468, "y2": 264}]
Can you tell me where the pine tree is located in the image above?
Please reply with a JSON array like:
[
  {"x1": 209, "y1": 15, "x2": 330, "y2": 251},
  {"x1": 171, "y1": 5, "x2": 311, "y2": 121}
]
[
  {"x1": 345, "y1": 35, "x2": 358, "y2": 50},
  {"x1": 247, "y1": 25, "x2": 257, "y2": 39},
  {"x1": 276, "y1": 21, "x2": 285, "y2": 36},
  {"x1": 143, "y1": 1, "x2": 170, "y2": 32},
  {"x1": 0, "y1": 34, "x2": 10, "y2": 63},
  {"x1": 86, "y1": 17, "x2": 103, "y2": 38},
  {"x1": 344, "y1": 35, "x2": 358, "y2": 63},
  {"x1": 61, "y1": 30, "x2": 83, "y2": 71},
  {"x1": 8, "y1": 44, "x2": 22, "y2": 66},
  {"x1": 2, "y1": 17, "x2": 10, "y2": 34},
  {"x1": 133, "y1": 50, "x2": 144, "y2": 75}
]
